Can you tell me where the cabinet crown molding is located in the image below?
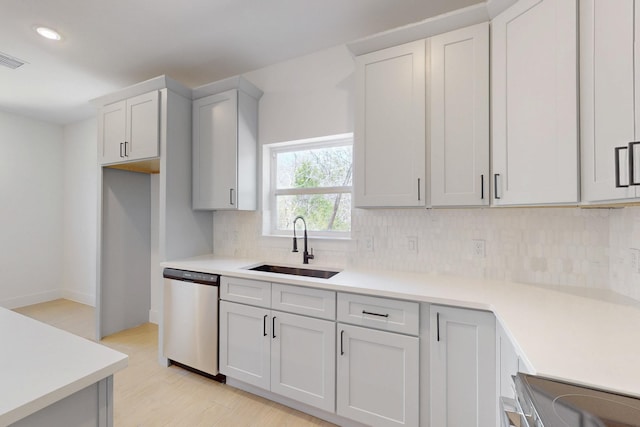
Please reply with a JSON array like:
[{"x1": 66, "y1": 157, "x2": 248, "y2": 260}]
[
  {"x1": 90, "y1": 75, "x2": 191, "y2": 107},
  {"x1": 346, "y1": 0, "x2": 519, "y2": 57},
  {"x1": 192, "y1": 75, "x2": 263, "y2": 101}
]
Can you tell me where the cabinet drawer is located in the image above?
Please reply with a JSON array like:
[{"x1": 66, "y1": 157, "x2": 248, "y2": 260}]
[
  {"x1": 271, "y1": 283, "x2": 336, "y2": 320},
  {"x1": 337, "y1": 293, "x2": 419, "y2": 335},
  {"x1": 220, "y1": 276, "x2": 271, "y2": 307}
]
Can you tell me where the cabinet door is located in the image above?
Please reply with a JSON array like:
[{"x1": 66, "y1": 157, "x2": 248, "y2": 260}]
[
  {"x1": 98, "y1": 100, "x2": 126, "y2": 164},
  {"x1": 125, "y1": 90, "x2": 159, "y2": 161},
  {"x1": 219, "y1": 301, "x2": 270, "y2": 389},
  {"x1": 354, "y1": 40, "x2": 426, "y2": 207},
  {"x1": 430, "y1": 23, "x2": 490, "y2": 207},
  {"x1": 270, "y1": 311, "x2": 335, "y2": 412},
  {"x1": 337, "y1": 323, "x2": 419, "y2": 427},
  {"x1": 430, "y1": 305, "x2": 495, "y2": 427},
  {"x1": 581, "y1": 0, "x2": 637, "y2": 202},
  {"x1": 492, "y1": 0, "x2": 578, "y2": 205},
  {"x1": 193, "y1": 90, "x2": 239, "y2": 210},
  {"x1": 497, "y1": 321, "x2": 519, "y2": 402}
]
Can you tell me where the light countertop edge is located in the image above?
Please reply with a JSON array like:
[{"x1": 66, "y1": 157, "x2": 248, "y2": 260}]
[
  {"x1": 0, "y1": 308, "x2": 128, "y2": 426},
  {"x1": 162, "y1": 254, "x2": 640, "y2": 399}
]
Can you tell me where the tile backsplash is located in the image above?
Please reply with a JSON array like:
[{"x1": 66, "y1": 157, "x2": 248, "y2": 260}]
[{"x1": 213, "y1": 206, "x2": 640, "y2": 302}]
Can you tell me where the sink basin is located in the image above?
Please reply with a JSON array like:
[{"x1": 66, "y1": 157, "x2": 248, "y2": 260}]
[{"x1": 248, "y1": 264, "x2": 340, "y2": 279}]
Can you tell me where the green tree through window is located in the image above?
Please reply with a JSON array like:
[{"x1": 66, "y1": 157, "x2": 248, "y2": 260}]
[{"x1": 270, "y1": 135, "x2": 352, "y2": 236}]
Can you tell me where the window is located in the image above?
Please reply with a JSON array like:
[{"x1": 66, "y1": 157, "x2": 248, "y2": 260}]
[{"x1": 266, "y1": 134, "x2": 353, "y2": 237}]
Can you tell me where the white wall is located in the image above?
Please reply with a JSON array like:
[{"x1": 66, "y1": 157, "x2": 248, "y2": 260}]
[
  {"x1": 244, "y1": 45, "x2": 355, "y2": 145},
  {"x1": 0, "y1": 111, "x2": 64, "y2": 308},
  {"x1": 62, "y1": 118, "x2": 98, "y2": 305}
]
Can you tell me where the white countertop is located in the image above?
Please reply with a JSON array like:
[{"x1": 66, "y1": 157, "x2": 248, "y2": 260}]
[
  {"x1": 163, "y1": 254, "x2": 640, "y2": 398},
  {"x1": 0, "y1": 308, "x2": 128, "y2": 426}
]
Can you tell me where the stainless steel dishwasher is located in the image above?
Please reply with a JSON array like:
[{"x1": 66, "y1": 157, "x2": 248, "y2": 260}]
[{"x1": 162, "y1": 268, "x2": 221, "y2": 378}]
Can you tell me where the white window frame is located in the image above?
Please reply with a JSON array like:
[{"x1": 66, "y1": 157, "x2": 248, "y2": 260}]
[{"x1": 265, "y1": 133, "x2": 353, "y2": 238}]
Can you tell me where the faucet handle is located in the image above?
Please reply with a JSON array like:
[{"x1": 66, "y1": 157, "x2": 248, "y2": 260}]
[{"x1": 308, "y1": 248, "x2": 314, "y2": 260}]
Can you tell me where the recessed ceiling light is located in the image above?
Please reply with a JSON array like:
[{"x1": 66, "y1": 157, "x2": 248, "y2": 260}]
[{"x1": 35, "y1": 26, "x2": 62, "y2": 41}]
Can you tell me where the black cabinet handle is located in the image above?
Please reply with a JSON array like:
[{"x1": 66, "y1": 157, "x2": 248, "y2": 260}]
[
  {"x1": 417, "y1": 178, "x2": 421, "y2": 201},
  {"x1": 272, "y1": 316, "x2": 276, "y2": 339},
  {"x1": 362, "y1": 310, "x2": 389, "y2": 318},
  {"x1": 119, "y1": 142, "x2": 124, "y2": 158},
  {"x1": 615, "y1": 146, "x2": 629, "y2": 188},
  {"x1": 230, "y1": 188, "x2": 235, "y2": 205},
  {"x1": 629, "y1": 142, "x2": 640, "y2": 186},
  {"x1": 494, "y1": 174, "x2": 501, "y2": 199},
  {"x1": 481, "y1": 174, "x2": 485, "y2": 200},
  {"x1": 340, "y1": 330, "x2": 344, "y2": 355},
  {"x1": 263, "y1": 314, "x2": 267, "y2": 337},
  {"x1": 124, "y1": 141, "x2": 129, "y2": 157},
  {"x1": 436, "y1": 312, "x2": 440, "y2": 342}
]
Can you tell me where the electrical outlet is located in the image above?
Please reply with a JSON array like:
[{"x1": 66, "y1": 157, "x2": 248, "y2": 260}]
[
  {"x1": 472, "y1": 239, "x2": 486, "y2": 258},
  {"x1": 407, "y1": 236, "x2": 418, "y2": 253},
  {"x1": 363, "y1": 236, "x2": 374, "y2": 252}
]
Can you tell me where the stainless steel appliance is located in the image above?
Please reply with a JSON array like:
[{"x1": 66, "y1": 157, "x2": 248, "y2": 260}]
[
  {"x1": 505, "y1": 372, "x2": 640, "y2": 427},
  {"x1": 162, "y1": 268, "x2": 221, "y2": 377}
]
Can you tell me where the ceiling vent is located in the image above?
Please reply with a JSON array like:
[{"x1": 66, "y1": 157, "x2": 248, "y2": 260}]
[{"x1": 0, "y1": 51, "x2": 26, "y2": 69}]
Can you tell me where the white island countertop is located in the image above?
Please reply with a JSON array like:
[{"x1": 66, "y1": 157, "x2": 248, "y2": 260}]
[
  {"x1": 0, "y1": 307, "x2": 128, "y2": 426},
  {"x1": 163, "y1": 254, "x2": 640, "y2": 398}
]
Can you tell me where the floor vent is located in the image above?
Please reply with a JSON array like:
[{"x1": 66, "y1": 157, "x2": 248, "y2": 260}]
[{"x1": 0, "y1": 51, "x2": 26, "y2": 69}]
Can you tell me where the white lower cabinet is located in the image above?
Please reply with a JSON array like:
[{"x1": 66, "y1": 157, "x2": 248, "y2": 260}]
[
  {"x1": 220, "y1": 280, "x2": 506, "y2": 427},
  {"x1": 430, "y1": 305, "x2": 496, "y2": 427},
  {"x1": 336, "y1": 323, "x2": 419, "y2": 427},
  {"x1": 271, "y1": 310, "x2": 335, "y2": 412},
  {"x1": 219, "y1": 300, "x2": 271, "y2": 389},
  {"x1": 219, "y1": 292, "x2": 336, "y2": 412}
]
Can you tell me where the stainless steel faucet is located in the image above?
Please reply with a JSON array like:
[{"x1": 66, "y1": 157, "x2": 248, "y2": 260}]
[{"x1": 292, "y1": 215, "x2": 314, "y2": 264}]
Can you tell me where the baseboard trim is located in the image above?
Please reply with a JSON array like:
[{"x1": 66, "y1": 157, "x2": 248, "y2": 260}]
[
  {"x1": 62, "y1": 290, "x2": 95, "y2": 307},
  {"x1": 0, "y1": 290, "x2": 64, "y2": 309},
  {"x1": 148, "y1": 309, "x2": 159, "y2": 325}
]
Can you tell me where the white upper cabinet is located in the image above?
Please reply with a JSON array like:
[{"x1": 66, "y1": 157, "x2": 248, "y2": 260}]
[
  {"x1": 491, "y1": 0, "x2": 579, "y2": 206},
  {"x1": 581, "y1": 0, "x2": 640, "y2": 203},
  {"x1": 354, "y1": 40, "x2": 426, "y2": 207},
  {"x1": 192, "y1": 78, "x2": 261, "y2": 211},
  {"x1": 98, "y1": 90, "x2": 159, "y2": 165},
  {"x1": 429, "y1": 22, "x2": 490, "y2": 207}
]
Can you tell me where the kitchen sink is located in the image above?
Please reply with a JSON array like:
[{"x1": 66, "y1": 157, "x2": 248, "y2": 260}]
[{"x1": 248, "y1": 264, "x2": 340, "y2": 279}]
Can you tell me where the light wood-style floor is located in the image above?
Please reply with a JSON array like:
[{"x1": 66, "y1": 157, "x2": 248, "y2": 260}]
[{"x1": 14, "y1": 299, "x2": 337, "y2": 427}]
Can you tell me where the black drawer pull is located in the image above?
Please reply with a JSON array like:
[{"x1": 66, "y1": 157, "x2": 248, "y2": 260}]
[
  {"x1": 272, "y1": 316, "x2": 276, "y2": 338},
  {"x1": 362, "y1": 310, "x2": 389, "y2": 318},
  {"x1": 340, "y1": 330, "x2": 345, "y2": 355},
  {"x1": 629, "y1": 141, "x2": 640, "y2": 186},
  {"x1": 263, "y1": 314, "x2": 267, "y2": 337},
  {"x1": 616, "y1": 146, "x2": 629, "y2": 188}
]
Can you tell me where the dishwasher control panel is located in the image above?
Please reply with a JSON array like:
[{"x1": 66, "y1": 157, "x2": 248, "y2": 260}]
[{"x1": 163, "y1": 268, "x2": 218, "y2": 284}]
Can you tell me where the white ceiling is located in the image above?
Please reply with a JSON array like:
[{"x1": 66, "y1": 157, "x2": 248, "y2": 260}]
[{"x1": 0, "y1": 0, "x2": 481, "y2": 125}]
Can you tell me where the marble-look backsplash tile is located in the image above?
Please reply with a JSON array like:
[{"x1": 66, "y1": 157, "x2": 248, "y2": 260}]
[{"x1": 212, "y1": 206, "x2": 640, "y2": 302}]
